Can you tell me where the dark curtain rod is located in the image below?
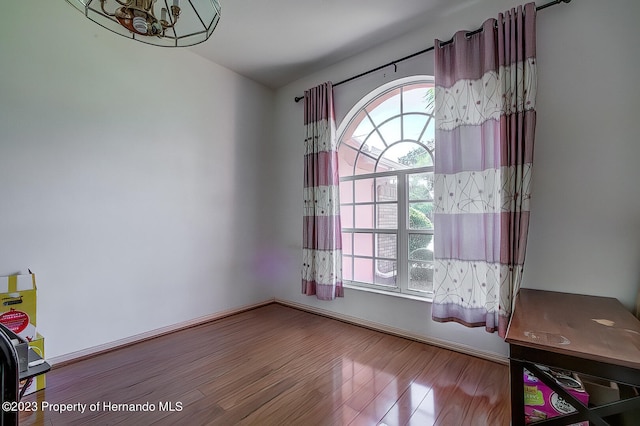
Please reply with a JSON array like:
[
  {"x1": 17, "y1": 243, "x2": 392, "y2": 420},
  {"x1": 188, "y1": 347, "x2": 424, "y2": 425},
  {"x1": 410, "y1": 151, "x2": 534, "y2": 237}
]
[{"x1": 294, "y1": 0, "x2": 571, "y2": 103}]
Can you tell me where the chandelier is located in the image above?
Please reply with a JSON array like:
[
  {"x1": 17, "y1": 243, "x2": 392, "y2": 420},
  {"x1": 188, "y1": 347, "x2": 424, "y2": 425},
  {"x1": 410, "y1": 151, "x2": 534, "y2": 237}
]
[{"x1": 65, "y1": 0, "x2": 221, "y2": 47}]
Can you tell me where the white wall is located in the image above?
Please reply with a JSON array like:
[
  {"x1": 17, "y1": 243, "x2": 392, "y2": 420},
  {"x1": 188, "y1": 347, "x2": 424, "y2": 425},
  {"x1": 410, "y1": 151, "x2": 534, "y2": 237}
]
[
  {"x1": 0, "y1": 2, "x2": 274, "y2": 358},
  {"x1": 3, "y1": 0, "x2": 638, "y2": 363},
  {"x1": 522, "y1": 0, "x2": 640, "y2": 307},
  {"x1": 271, "y1": 0, "x2": 640, "y2": 359}
]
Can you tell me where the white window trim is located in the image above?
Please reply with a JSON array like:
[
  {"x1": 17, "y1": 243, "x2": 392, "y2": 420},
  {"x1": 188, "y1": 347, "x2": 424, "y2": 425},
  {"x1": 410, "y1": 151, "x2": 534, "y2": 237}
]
[
  {"x1": 344, "y1": 282, "x2": 433, "y2": 303},
  {"x1": 337, "y1": 75, "x2": 435, "y2": 300}
]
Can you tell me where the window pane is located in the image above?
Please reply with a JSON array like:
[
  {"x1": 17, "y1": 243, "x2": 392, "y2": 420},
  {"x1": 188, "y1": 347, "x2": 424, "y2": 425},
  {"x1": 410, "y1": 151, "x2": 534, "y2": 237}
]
[
  {"x1": 409, "y1": 234, "x2": 433, "y2": 257},
  {"x1": 409, "y1": 260, "x2": 432, "y2": 292},
  {"x1": 343, "y1": 255, "x2": 353, "y2": 281},
  {"x1": 353, "y1": 233, "x2": 373, "y2": 257},
  {"x1": 353, "y1": 117, "x2": 374, "y2": 142},
  {"x1": 376, "y1": 204, "x2": 397, "y2": 229},
  {"x1": 343, "y1": 109, "x2": 371, "y2": 146},
  {"x1": 403, "y1": 114, "x2": 428, "y2": 142},
  {"x1": 396, "y1": 144, "x2": 432, "y2": 168},
  {"x1": 355, "y1": 205, "x2": 374, "y2": 229},
  {"x1": 380, "y1": 142, "x2": 426, "y2": 172},
  {"x1": 338, "y1": 144, "x2": 358, "y2": 177},
  {"x1": 343, "y1": 135, "x2": 365, "y2": 150},
  {"x1": 354, "y1": 257, "x2": 373, "y2": 283},
  {"x1": 408, "y1": 238, "x2": 433, "y2": 292},
  {"x1": 354, "y1": 178, "x2": 374, "y2": 203},
  {"x1": 423, "y1": 139, "x2": 435, "y2": 155},
  {"x1": 408, "y1": 173, "x2": 434, "y2": 201},
  {"x1": 375, "y1": 260, "x2": 397, "y2": 286},
  {"x1": 355, "y1": 152, "x2": 377, "y2": 175},
  {"x1": 363, "y1": 130, "x2": 386, "y2": 153},
  {"x1": 342, "y1": 232, "x2": 353, "y2": 255},
  {"x1": 367, "y1": 88, "x2": 400, "y2": 126},
  {"x1": 420, "y1": 119, "x2": 436, "y2": 150},
  {"x1": 376, "y1": 176, "x2": 397, "y2": 202},
  {"x1": 376, "y1": 233, "x2": 396, "y2": 259},
  {"x1": 409, "y1": 202, "x2": 434, "y2": 230},
  {"x1": 378, "y1": 116, "x2": 401, "y2": 146},
  {"x1": 340, "y1": 180, "x2": 353, "y2": 203},
  {"x1": 340, "y1": 205, "x2": 353, "y2": 228},
  {"x1": 403, "y1": 85, "x2": 435, "y2": 114}
]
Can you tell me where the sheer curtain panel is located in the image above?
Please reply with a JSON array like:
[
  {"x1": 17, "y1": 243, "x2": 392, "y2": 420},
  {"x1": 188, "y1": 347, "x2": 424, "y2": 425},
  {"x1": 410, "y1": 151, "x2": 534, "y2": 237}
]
[
  {"x1": 302, "y1": 82, "x2": 344, "y2": 300},
  {"x1": 432, "y1": 3, "x2": 537, "y2": 337}
]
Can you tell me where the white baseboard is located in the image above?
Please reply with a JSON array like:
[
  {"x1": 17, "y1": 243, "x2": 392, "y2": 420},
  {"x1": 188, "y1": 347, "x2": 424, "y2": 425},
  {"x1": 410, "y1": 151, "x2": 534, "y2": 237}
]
[
  {"x1": 48, "y1": 299, "x2": 275, "y2": 367},
  {"x1": 48, "y1": 297, "x2": 507, "y2": 368},
  {"x1": 275, "y1": 298, "x2": 509, "y2": 365}
]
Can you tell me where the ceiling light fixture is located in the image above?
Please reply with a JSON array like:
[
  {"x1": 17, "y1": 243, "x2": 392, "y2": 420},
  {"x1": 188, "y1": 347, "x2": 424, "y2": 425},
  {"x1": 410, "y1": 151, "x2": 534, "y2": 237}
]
[{"x1": 65, "y1": 0, "x2": 221, "y2": 47}]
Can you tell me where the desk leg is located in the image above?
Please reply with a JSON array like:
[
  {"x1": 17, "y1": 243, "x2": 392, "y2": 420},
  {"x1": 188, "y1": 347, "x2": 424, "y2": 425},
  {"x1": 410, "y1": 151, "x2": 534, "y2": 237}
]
[{"x1": 510, "y1": 358, "x2": 525, "y2": 426}]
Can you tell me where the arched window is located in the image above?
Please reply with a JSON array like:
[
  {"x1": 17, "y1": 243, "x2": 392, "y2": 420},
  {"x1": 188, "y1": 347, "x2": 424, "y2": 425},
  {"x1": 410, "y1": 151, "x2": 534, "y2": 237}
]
[{"x1": 337, "y1": 76, "x2": 435, "y2": 297}]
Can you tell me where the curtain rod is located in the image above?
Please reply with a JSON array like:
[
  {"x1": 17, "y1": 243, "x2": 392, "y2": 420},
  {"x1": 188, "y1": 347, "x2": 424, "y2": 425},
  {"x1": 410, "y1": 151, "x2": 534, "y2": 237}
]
[{"x1": 294, "y1": 0, "x2": 571, "y2": 103}]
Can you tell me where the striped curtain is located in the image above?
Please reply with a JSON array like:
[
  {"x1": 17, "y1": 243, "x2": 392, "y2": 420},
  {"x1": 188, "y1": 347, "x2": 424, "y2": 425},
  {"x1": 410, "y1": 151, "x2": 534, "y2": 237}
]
[
  {"x1": 432, "y1": 3, "x2": 536, "y2": 337},
  {"x1": 301, "y1": 82, "x2": 343, "y2": 300}
]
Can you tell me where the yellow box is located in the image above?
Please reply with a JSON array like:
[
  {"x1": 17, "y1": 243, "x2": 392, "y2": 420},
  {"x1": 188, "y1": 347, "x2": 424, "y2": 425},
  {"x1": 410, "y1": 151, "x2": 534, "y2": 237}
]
[
  {"x1": 0, "y1": 274, "x2": 37, "y2": 342},
  {"x1": 19, "y1": 333, "x2": 46, "y2": 396}
]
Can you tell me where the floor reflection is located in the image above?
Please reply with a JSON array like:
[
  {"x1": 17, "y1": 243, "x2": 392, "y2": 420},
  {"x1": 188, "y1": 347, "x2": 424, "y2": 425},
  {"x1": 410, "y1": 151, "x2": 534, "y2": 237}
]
[{"x1": 332, "y1": 349, "x2": 508, "y2": 425}]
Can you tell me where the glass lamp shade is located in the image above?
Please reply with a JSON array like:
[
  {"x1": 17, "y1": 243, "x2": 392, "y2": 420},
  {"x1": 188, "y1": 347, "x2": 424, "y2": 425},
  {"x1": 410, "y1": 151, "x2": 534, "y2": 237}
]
[{"x1": 65, "y1": 0, "x2": 221, "y2": 47}]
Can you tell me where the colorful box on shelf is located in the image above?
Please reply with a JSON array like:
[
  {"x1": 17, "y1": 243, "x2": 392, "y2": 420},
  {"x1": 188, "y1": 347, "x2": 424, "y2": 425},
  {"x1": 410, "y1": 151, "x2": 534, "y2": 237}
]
[
  {"x1": 524, "y1": 366, "x2": 589, "y2": 426},
  {"x1": 0, "y1": 273, "x2": 37, "y2": 342}
]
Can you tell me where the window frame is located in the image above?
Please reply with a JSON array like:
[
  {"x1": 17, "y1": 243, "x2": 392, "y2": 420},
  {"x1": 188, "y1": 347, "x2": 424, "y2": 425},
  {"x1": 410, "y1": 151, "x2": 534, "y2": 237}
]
[{"x1": 337, "y1": 76, "x2": 435, "y2": 299}]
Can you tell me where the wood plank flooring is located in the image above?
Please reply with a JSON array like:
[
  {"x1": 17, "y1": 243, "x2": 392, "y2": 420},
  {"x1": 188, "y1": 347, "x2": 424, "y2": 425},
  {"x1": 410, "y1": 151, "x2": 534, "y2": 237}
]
[{"x1": 19, "y1": 304, "x2": 510, "y2": 425}]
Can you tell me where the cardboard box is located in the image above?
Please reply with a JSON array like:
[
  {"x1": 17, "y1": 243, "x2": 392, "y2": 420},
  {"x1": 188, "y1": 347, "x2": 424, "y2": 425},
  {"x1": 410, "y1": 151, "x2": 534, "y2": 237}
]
[
  {"x1": 0, "y1": 274, "x2": 37, "y2": 342},
  {"x1": 524, "y1": 367, "x2": 589, "y2": 426},
  {"x1": 19, "y1": 333, "x2": 46, "y2": 396},
  {"x1": 579, "y1": 375, "x2": 619, "y2": 406}
]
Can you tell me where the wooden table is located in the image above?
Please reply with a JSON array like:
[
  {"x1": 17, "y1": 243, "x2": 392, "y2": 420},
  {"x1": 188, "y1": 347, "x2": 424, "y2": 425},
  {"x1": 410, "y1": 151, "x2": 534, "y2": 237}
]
[{"x1": 506, "y1": 289, "x2": 640, "y2": 425}]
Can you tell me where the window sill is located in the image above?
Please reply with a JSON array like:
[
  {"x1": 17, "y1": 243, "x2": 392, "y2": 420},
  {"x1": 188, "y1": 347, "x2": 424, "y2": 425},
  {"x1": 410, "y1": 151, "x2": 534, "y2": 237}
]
[{"x1": 343, "y1": 283, "x2": 433, "y2": 303}]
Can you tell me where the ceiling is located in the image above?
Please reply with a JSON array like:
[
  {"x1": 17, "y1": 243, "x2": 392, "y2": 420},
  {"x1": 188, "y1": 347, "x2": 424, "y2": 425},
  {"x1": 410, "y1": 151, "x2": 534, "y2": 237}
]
[{"x1": 189, "y1": 0, "x2": 476, "y2": 89}]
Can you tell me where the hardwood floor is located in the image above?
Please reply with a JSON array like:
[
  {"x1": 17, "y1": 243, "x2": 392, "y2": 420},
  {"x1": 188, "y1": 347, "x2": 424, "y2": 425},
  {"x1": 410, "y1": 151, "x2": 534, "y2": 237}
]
[{"x1": 19, "y1": 304, "x2": 510, "y2": 425}]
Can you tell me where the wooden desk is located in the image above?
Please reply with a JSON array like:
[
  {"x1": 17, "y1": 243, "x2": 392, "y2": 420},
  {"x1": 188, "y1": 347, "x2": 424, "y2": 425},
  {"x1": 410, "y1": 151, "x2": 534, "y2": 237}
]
[{"x1": 506, "y1": 289, "x2": 640, "y2": 425}]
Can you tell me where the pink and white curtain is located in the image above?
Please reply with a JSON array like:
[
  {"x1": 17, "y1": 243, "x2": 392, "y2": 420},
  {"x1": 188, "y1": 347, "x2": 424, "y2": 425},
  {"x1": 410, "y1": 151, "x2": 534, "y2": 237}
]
[
  {"x1": 432, "y1": 3, "x2": 537, "y2": 337},
  {"x1": 302, "y1": 82, "x2": 343, "y2": 300}
]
